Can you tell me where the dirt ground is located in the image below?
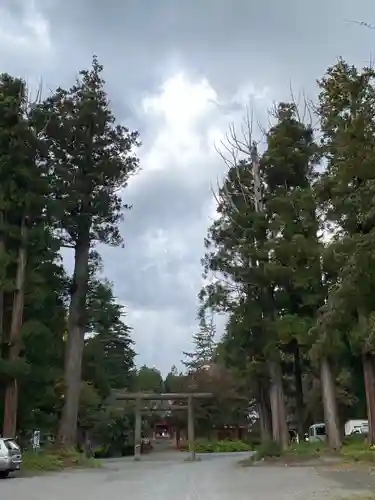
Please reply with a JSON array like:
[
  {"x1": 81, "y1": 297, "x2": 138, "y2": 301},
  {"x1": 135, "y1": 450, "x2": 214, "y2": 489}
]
[{"x1": 0, "y1": 452, "x2": 374, "y2": 500}]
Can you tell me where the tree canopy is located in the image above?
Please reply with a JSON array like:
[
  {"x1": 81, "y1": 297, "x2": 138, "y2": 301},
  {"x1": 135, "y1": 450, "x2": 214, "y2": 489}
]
[{"x1": 1, "y1": 52, "x2": 375, "y2": 456}]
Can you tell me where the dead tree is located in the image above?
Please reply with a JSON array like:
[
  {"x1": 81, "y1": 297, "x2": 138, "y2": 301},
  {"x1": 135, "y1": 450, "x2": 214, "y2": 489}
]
[{"x1": 213, "y1": 107, "x2": 289, "y2": 449}]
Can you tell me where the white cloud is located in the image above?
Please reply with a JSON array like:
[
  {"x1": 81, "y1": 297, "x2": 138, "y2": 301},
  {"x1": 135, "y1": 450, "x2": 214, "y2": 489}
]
[
  {"x1": 142, "y1": 72, "x2": 218, "y2": 130},
  {"x1": 126, "y1": 306, "x2": 196, "y2": 375},
  {"x1": 126, "y1": 303, "x2": 229, "y2": 376},
  {"x1": 125, "y1": 71, "x2": 273, "y2": 371},
  {"x1": 0, "y1": 1, "x2": 52, "y2": 54},
  {"x1": 133, "y1": 71, "x2": 272, "y2": 185},
  {"x1": 137, "y1": 73, "x2": 220, "y2": 179}
]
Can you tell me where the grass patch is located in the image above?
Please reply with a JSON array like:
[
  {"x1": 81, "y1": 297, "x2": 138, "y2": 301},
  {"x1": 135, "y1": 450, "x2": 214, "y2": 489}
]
[
  {"x1": 23, "y1": 448, "x2": 101, "y2": 472},
  {"x1": 239, "y1": 440, "x2": 283, "y2": 466},
  {"x1": 283, "y1": 441, "x2": 328, "y2": 460},
  {"x1": 240, "y1": 435, "x2": 375, "y2": 467},
  {"x1": 240, "y1": 440, "x2": 331, "y2": 467},
  {"x1": 341, "y1": 437, "x2": 375, "y2": 463}
]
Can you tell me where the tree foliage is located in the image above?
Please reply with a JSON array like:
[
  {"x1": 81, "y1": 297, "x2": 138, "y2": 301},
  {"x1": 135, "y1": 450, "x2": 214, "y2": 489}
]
[
  {"x1": 182, "y1": 315, "x2": 217, "y2": 372},
  {"x1": 199, "y1": 70, "x2": 375, "y2": 449},
  {"x1": 2, "y1": 49, "x2": 375, "y2": 456},
  {"x1": 0, "y1": 59, "x2": 139, "y2": 451}
]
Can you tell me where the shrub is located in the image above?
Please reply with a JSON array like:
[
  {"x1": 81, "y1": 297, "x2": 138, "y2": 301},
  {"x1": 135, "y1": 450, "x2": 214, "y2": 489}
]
[
  {"x1": 256, "y1": 440, "x2": 282, "y2": 459},
  {"x1": 194, "y1": 439, "x2": 253, "y2": 454},
  {"x1": 93, "y1": 443, "x2": 133, "y2": 458},
  {"x1": 93, "y1": 445, "x2": 111, "y2": 458},
  {"x1": 244, "y1": 435, "x2": 262, "y2": 448}
]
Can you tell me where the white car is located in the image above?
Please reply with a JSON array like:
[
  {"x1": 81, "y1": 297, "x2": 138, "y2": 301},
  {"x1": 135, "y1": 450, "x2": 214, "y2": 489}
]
[{"x1": 0, "y1": 438, "x2": 22, "y2": 478}]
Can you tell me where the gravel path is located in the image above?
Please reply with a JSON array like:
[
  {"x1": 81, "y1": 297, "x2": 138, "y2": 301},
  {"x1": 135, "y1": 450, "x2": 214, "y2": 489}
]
[{"x1": 0, "y1": 453, "x2": 371, "y2": 499}]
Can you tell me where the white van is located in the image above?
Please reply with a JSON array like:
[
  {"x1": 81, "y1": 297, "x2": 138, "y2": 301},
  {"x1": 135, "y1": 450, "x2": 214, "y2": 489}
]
[
  {"x1": 307, "y1": 423, "x2": 326, "y2": 442},
  {"x1": 344, "y1": 419, "x2": 368, "y2": 436}
]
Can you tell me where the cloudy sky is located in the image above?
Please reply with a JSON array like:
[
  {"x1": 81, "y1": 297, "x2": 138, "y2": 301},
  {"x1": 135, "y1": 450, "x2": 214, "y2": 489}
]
[{"x1": 1, "y1": 0, "x2": 374, "y2": 375}]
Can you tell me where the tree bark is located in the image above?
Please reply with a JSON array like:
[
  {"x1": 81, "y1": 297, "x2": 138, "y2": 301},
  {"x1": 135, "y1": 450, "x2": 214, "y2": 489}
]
[
  {"x1": 257, "y1": 381, "x2": 272, "y2": 442},
  {"x1": 268, "y1": 358, "x2": 289, "y2": 449},
  {"x1": 0, "y1": 210, "x2": 4, "y2": 348},
  {"x1": 293, "y1": 342, "x2": 305, "y2": 440},
  {"x1": 362, "y1": 352, "x2": 375, "y2": 445},
  {"x1": 57, "y1": 230, "x2": 90, "y2": 448},
  {"x1": 3, "y1": 217, "x2": 27, "y2": 438},
  {"x1": 320, "y1": 356, "x2": 341, "y2": 450}
]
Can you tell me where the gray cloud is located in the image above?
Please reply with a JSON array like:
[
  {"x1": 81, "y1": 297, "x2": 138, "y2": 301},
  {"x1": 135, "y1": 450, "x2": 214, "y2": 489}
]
[{"x1": 2, "y1": 0, "x2": 375, "y2": 374}]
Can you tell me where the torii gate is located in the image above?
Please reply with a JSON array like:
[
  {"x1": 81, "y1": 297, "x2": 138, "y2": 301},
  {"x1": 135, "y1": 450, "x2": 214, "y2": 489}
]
[{"x1": 115, "y1": 392, "x2": 213, "y2": 461}]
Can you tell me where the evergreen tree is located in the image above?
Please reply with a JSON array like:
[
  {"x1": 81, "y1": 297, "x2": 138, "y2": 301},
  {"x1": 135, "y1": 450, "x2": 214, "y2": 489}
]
[
  {"x1": 83, "y1": 279, "x2": 135, "y2": 398},
  {"x1": 182, "y1": 316, "x2": 217, "y2": 372},
  {"x1": 315, "y1": 60, "x2": 375, "y2": 444},
  {"x1": 0, "y1": 73, "x2": 49, "y2": 437},
  {"x1": 0, "y1": 66, "x2": 139, "y2": 448},
  {"x1": 133, "y1": 366, "x2": 164, "y2": 393},
  {"x1": 262, "y1": 102, "x2": 323, "y2": 440},
  {"x1": 15, "y1": 228, "x2": 67, "y2": 435},
  {"x1": 199, "y1": 148, "x2": 277, "y2": 443},
  {"x1": 164, "y1": 365, "x2": 183, "y2": 393},
  {"x1": 31, "y1": 56, "x2": 140, "y2": 447}
]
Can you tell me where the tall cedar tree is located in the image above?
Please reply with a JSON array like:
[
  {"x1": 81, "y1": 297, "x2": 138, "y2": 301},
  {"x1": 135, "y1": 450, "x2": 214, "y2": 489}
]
[
  {"x1": 182, "y1": 315, "x2": 217, "y2": 372},
  {"x1": 0, "y1": 74, "x2": 47, "y2": 437},
  {"x1": 16, "y1": 232, "x2": 67, "y2": 434},
  {"x1": 200, "y1": 157, "x2": 277, "y2": 443},
  {"x1": 316, "y1": 60, "x2": 375, "y2": 444},
  {"x1": 32, "y1": 56, "x2": 140, "y2": 446},
  {"x1": 262, "y1": 103, "x2": 323, "y2": 439},
  {"x1": 218, "y1": 303, "x2": 272, "y2": 442}
]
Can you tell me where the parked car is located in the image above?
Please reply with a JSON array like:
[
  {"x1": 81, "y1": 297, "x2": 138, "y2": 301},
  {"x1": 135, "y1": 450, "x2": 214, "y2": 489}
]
[
  {"x1": 306, "y1": 423, "x2": 326, "y2": 442},
  {"x1": 0, "y1": 438, "x2": 22, "y2": 478}
]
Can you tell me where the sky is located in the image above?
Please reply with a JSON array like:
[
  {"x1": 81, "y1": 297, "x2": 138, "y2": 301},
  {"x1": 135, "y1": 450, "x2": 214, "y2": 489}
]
[{"x1": 1, "y1": 0, "x2": 375, "y2": 375}]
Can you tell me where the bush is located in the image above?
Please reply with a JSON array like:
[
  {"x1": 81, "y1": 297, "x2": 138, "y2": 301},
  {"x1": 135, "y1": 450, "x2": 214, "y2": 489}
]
[
  {"x1": 244, "y1": 435, "x2": 262, "y2": 448},
  {"x1": 93, "y1": 443, "x2": 134, "y2": 458},
  {"x1": 93, "y1": 445, "x2": 111, "y2": 458},
  {"x1": 256, "y1": 440, "x2": 282, "y2": 459},
  {"x1": 194, "y1": 439, "x2": 253, "y2": 454}
]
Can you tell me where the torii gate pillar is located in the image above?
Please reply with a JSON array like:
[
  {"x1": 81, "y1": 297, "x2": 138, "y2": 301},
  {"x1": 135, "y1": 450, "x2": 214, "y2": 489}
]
[{"x1": 187, "y1": 396, "x2": 195, "y2": 461}]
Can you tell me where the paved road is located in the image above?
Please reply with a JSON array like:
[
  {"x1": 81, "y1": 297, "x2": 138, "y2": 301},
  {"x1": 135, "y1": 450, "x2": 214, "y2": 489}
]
[{"x1": 0, "y1": 453, "x2": 372, "y2": 500}]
